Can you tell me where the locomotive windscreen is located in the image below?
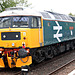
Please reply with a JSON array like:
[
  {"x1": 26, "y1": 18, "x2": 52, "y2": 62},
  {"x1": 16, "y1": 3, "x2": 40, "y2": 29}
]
[
  {"x1": 12, "y1": 16, "x2": 29, "y2": 27},
  {"x1": 0, "y1": 16, "x2": 29, "y2": 28}
]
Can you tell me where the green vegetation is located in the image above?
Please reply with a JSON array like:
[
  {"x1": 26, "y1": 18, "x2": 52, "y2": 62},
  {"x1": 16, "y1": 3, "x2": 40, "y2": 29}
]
[
  {"x1": 0, "y1": 0, "x2": 32, "y2": 12},
  {"x1": 69, "y1": 13, "x2": 75, "y2": 16}
]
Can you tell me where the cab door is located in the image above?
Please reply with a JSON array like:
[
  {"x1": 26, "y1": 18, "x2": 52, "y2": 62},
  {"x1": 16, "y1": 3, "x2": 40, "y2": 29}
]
[{"x1": 28, "y1": 17, "x2": 43, "y2": 48}]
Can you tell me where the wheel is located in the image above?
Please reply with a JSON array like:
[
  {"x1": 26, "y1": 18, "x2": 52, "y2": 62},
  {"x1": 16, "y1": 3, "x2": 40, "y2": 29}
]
[
  {"x1": 66, "y1": 43, "x2": 70, "y2": 51},
  {"x1": 70, "y1": 41, "x2": 75, "y2": 50},
  {"x1": 51, "y1": 46, "x2": 57, "y2": 56},
  {"x1": 45, "y1": 49, "x2": 54, "y2": 59},
  {"x1": 33, "y1": 50, "x2": 45, "y2": 63}
]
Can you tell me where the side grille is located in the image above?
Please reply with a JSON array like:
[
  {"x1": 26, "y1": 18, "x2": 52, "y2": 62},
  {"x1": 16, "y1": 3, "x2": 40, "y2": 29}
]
[{"x1": 1, "y1": 32, "x2": 21, "y2": 40}]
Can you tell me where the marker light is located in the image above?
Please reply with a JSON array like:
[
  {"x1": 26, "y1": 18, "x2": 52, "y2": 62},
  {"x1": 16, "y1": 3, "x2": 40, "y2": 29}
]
[
  {"x1": 0, "y1": 51, "x2": 2, "y2": 54},
  {"x1": 0, "y1": 48, "x2": 4, "y2": 54},
  {"x1": 12, "y1": 43, "x2": 15, "y2": 46},
  {"x1": 14, "y1": 51, "x2": 17, "y2": 53},
  {"x1": 26, "y1": 49, "x2": 30, "y2": 54}
]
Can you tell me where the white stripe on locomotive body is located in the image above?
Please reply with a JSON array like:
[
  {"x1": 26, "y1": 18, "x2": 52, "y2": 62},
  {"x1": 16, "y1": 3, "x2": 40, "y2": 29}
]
[
  {"x1": 53, "y1": 21, "x2": 62, "y2": 42},
  {"x1": 71, "y1": 30, "x2": 73, "y2": 35}
]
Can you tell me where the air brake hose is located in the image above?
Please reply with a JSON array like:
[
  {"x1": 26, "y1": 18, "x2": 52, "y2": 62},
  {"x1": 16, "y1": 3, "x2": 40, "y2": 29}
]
[{"x1": 20, "y1": 56, "x2": 29, "y2": 63}]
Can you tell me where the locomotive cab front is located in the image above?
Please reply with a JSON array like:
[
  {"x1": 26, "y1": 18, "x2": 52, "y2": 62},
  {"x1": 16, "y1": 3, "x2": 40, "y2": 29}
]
[
  {"x1": 0, "y1": 16, "x2": 32, "y2": 68},
  {"x1": 0, "y1": 6, "x2": 44, "y2": 68}
]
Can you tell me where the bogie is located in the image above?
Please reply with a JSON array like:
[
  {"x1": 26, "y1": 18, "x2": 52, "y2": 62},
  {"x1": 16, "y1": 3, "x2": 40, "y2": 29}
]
[{"x1": 32, "y1": 39, "x2": 75, "y2": 63}]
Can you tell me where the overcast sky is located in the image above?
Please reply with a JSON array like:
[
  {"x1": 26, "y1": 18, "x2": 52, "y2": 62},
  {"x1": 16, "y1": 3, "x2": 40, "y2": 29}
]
[{"x1": 28, "y1": 0, "x2": 75, "y2": 15}]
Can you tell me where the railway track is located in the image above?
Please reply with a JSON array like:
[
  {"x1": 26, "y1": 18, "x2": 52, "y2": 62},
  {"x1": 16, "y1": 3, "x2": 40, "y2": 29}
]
[
  {"x1": 28, "y1": 50, "x2": 75, "y2": 75},
  {"x1": 48, "y1": 59, "x2": 75, "y2": 75},
  {"x1": 0, "y1": 67, "x2": 21, "y2": 75},
  {"x1": 14, "y1": 71, "x2": 21, "y2": 75},
  {"x1": 13, "y1": 58, "x2": 75, "y2": 75},
  {"x1": 13, "y1": 52, "x2": 70, "y2": 75}
]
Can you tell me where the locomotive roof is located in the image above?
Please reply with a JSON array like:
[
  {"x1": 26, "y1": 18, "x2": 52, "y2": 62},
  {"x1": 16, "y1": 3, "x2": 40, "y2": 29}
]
[
  {"x1": 40, "y1": 11, "x2": 73, "y2": 21},
  {"x1": 0, "y1": 7, "x2": 74, "y2": 22},
  {"x1": 0, "y1": 7, "x2": 42, "y2": 17}
]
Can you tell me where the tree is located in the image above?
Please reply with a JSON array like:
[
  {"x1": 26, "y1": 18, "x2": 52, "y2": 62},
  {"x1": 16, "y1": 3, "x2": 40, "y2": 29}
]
[
  {"x1": 17, "y1": 0, "x2": 32, "y2": 7},
  {"x1": 0, "y1": 0, "x2": 32, "y2": 12},
  {"x1": 69, "y1": 13, "x2": 75, "y2": 17}
]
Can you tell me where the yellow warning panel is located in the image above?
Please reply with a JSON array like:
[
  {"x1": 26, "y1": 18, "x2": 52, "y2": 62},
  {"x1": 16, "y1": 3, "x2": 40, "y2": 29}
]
[
  {"x1": 16, "y1": 56, "x2": 32, "y2": 67},
  {"x1": 0, "y1": 58, "x2": 5, "y2": 68},
  {"x1": 7, "y1": 57, "x2": 16, "y2": 68}
]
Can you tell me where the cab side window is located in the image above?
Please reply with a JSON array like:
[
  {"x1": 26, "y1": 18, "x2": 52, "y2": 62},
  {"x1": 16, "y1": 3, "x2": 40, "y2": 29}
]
[
  {"x1": 32, "y1": 17, "x2": 38, "y2": 27},
  {"x1": 38, "y1": 17, "x2": 41, "y2": 27}
]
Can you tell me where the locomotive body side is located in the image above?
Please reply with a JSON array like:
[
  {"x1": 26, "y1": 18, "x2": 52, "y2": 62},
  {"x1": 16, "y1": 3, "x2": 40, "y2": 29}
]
[{"x1": 43, "y1": 20, "x2": 75, "y2": 46}]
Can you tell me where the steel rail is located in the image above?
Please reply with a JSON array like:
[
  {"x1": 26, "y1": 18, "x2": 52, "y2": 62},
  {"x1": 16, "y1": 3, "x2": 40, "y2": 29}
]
[{"x1": 48, "y1": 59, "x2": 75, "y2": 75}]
